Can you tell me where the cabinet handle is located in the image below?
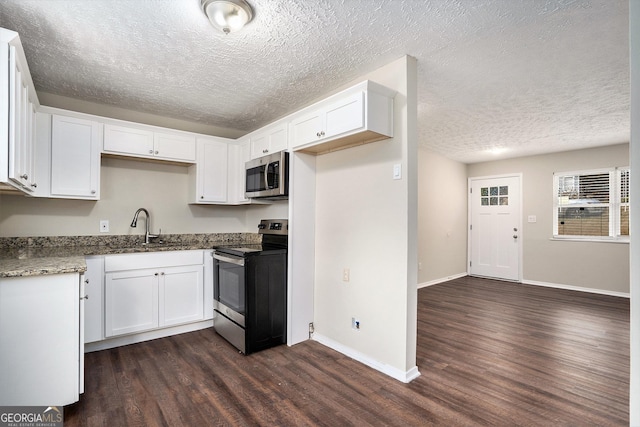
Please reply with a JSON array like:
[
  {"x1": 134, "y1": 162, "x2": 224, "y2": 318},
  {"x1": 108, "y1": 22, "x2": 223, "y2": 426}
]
[
  {"x1": 20, "y1": 174, "x2": 28, "y2": 180},
  {"x1": 85, "y1": 278, "x2": 89, "y2": 284},
  {"x1": 30, "y1": 182, "x2": 37, "y2": 188},
  {"x1": 262, "y1": 149, "x2": 268, "y2": 153},
  {"x1": 81, "y1": 295, "x2": 89, "y2": 300}
]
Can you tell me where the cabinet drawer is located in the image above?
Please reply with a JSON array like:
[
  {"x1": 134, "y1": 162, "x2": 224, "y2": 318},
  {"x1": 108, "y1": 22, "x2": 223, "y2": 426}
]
[{"x1": 105, "y1": 250, "x2": 203, "y2": 272}]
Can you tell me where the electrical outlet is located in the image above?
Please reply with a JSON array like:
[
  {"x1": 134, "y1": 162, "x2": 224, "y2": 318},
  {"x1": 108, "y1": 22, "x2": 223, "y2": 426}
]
[
  {"x1": 343, "y1": 268, "x2": 350, "y2": 282},
  {"x1": 351, "y1": 317, "x2": 360, "y2": 330},
  {"x1": 99, "y1": 220, "x2": 109, "y2": 233}
]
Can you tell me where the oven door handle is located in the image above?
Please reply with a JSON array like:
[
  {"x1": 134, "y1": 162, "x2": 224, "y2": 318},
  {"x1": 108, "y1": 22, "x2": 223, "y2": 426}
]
[{"x1": 213, "y1": 252, "x2": 245, "y2": 266}]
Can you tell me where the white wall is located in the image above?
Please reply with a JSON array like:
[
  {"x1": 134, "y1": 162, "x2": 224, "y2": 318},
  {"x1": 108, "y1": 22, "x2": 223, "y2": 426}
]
[
  {"x1": 0, "y1": 156, "x2": 280, "y2": 237},
  {"x1": 629, "y1": 0, "x2": 639, "y2": 422},
  {"x1": 417, "y1": 148, "x2": 468, "y2": 285},
  {"x1": 467, "y1": 144, "x2": 630, "y2": 295},
  {"x1": 313, "y1": 56, "x2": 419, "y2": 380}
]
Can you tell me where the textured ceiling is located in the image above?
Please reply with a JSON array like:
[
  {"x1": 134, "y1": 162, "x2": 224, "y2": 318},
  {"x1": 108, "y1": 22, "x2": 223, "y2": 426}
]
[{"x1": 0, "y1": 0, "x2": 629, "y2": 163}]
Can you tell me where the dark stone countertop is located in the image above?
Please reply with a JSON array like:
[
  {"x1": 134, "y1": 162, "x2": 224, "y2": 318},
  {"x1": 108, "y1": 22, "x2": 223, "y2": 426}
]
[{"x1": 0, "y1": 233, "x2": 260, "y2": 278}]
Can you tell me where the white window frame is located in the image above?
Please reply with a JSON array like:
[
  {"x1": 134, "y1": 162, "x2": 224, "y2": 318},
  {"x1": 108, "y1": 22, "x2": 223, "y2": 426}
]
[{"x1": 552, "y1": 167, "x2": 630, "y2": 242}]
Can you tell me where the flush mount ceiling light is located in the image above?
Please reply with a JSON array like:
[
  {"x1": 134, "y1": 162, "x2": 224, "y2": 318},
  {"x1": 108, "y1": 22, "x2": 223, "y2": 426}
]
[{"x1": 201, "y1": 0, "x2": 254, "y2": 34}]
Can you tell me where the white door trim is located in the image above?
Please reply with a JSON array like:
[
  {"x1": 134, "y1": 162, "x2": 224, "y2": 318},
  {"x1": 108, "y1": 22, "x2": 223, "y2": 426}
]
[{"x1": 467, "y1": 173, "x2": 523, "y2": 282}]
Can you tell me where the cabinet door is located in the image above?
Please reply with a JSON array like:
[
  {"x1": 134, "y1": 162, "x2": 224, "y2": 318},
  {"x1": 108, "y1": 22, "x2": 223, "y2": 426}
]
[
  {"x1": 228, "y1": 140, "x2": 250, "y2": 204},
  {"x1": 103, "y1": 124, "x2": 154, "y2": 157},
  {"x1": 51, "y1": 115, "x2": 101, "y2": 199},
  {"x1": 324, "y1": 91, "x2": 364, "y2": 139},
  {"x1": 159, "y1": 265, "x2": 204, "y2": 327},
  {"x1": 289, "y1": 109, "x2": 324, "y2": 148},
  {"x1": 196, "y1": 137, "x2": 228, "y2": 203},
  {"x1": 154, "y1": 132, "x2": 196, "y2": 162},
  {"x1": 269, "y1": 125, "x2": 288, "y2": 153},
  {"x1": 84, "y1": 256, "x2": 104, "y2": 344},
  {"x1": 7, "y1": 46, "x2": 33, "y2": 190},
  {"x1": 0, "y1": 274, "x2": 80, "y2": 406},
  {"x1": 250, "y1": 133, "x2": 269, "y2": 159},
  {"x1": 105, "y1": 269, "x2": 159, "y2": 337}
]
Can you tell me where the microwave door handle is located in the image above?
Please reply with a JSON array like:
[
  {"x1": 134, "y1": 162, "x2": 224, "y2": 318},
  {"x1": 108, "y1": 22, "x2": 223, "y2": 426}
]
[
  {"x1": 264, "y1": 164, "x2": 270, "y2": 190},
  {"x1": 213, "y1": 253, "x2": 245, "y2": 266}
]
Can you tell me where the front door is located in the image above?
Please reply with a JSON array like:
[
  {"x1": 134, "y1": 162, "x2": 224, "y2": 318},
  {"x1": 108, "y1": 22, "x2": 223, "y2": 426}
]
[{"x1": 469, "y1": 175, "x2": 521, "y2": 281}]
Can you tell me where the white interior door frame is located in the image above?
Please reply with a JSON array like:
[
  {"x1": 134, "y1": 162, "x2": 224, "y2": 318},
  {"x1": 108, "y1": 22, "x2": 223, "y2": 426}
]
[{"x1": 467, "y1": 173, "x2": 523, "y2": 282}]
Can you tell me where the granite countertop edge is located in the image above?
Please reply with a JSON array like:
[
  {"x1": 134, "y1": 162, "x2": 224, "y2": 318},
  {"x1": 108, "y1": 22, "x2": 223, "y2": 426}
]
[{"x1": 0, "y1": 233, "x2": 260, "y2": 278}]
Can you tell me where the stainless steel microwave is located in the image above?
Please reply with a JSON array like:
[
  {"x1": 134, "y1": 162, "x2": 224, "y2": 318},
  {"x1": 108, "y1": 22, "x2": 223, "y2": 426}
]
[{"x1": 245, "y1": 151, "x2": 289, "y2": 199}]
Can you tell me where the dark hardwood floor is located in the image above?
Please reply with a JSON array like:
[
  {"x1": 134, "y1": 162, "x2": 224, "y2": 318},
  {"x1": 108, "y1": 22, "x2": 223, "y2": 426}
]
[{"x1": 65, "y1": 276, "x2": 629, "y2": 426}]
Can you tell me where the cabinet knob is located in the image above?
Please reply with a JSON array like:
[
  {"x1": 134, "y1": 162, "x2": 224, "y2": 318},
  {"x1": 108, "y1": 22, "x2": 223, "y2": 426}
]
[
  {"x1": 154, "y1": 272, "x2": 159, "y2": 276},
  {"x1": 161, "y1": 272, "x2": 165, "y2": 276},
  {"x1": 263, "y1": 149, "x2": 268, "y2": 153},
  {"x1": 20, "y1": 174, "x2": 28, "y2": 180},
  {"x1": 316, "y1": 132, "x2": 321, "y2": 138},
  {"x1": 85, "y1": 278, "x2": 89, "y2": 284},
  {"x1": 155, "y1": 150, "x2": 159, "y2": 155},
  {"x1": 200, "y1": 196, "x2": 204, "y2": 199},
  {"x1": 81, "y1": 295, "x2": 89, "y2": 300},
  {"x1": 91, "y1": 190, "x2": 96, "y2": 194},
  {"x1": 320, "y1": 131, "x2": 325, "y2": 137},
  {"x1": 30, "y1": 182, "x2": 37, "y2": 188},
  {"x1": 149, "y1": 149, "x2": 154, "y2": 154}
]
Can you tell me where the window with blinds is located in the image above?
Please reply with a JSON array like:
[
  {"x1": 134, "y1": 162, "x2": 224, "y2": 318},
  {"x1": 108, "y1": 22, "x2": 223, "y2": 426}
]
[{"x1": 553, "y1": 167, "x2": 630, "y2": 240}]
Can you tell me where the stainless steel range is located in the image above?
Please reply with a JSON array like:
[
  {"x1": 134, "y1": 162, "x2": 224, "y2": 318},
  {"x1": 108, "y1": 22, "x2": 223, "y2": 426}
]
[{"x1": 212, "y1": 219, "x2": 287, "y2": 354}]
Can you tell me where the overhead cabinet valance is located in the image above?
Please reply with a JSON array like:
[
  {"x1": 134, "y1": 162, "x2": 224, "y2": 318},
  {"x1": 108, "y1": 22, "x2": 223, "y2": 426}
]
[{"x1": 288, "y1": 80, "x2": 396, "y2": 155}]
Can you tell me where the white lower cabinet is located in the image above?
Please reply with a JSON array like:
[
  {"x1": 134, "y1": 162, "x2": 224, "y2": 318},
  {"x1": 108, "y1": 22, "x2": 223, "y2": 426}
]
[
  {"x1": 84, "y1": 256, "x2": 104, "y2": 343},
  {"x1": 0, "y1": 273, "x2": 82, "y2": 406},
  {"x1": 105, "y1": 268, "x2": 159, "y2": 337},
  {"x1": 104, "y1": 251, "x2": 205, "y2": 338},
  {"x1": 159, "y1": 265, "x2": 204, "y2": 327}
]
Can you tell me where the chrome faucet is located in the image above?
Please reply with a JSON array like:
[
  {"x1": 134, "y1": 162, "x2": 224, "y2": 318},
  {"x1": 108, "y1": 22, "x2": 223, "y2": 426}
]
[{"x1": 130, "y1": 208, "x2": 158, "y2": 244}]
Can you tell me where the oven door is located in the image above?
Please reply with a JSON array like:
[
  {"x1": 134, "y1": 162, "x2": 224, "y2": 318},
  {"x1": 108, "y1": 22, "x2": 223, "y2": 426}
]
[{"x1": 213, "y1": 251, "x2": 245, "y2": 327}]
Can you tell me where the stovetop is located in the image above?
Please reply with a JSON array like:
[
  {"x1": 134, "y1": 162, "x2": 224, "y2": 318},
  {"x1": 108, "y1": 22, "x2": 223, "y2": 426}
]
[{"x1": 214, "y1": 219, "x2": 288, "y2": 257}]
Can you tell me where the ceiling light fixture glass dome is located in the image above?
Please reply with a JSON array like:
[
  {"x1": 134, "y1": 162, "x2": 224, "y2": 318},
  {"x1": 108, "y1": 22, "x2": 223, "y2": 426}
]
[{"x1": 201, "y1": 0, "x2": 254, "y2": 34}]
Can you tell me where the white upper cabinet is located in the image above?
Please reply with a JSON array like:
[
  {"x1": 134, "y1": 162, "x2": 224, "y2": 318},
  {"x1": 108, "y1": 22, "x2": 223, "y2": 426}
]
[
  {"x1": 1, "y1": 29, "x2": 39, "y2": 193},
  {"x1": 250, "y1": 122, "x2": 288, "y2": 159},
  {"x1": 228, "y1": 139, "x2": 251, "y2": 204},
  {"x1": 189, "y1": 136, "x2": 229, "y2": 204},
  {"x1": 50, "y1": 115, "x2": 102, "y2": 199},
  {"x1": 289, "y1": 80, "x2": 395, "y2": 155},
  {"x1": 153, "y1": 132, "x2": 196, "y2": 162},
  {"x1": 189, "y1": 137, "x2": 252, "y2": 205},
  {"x1": 103, "y1": 124, "x2": 153, "y2": 157},
  {"x1": 103, "y1": 123, "x2": 196, "y2": 163}
]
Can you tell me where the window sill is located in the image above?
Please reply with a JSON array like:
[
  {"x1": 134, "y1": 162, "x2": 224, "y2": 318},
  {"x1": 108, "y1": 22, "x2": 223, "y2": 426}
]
[{"x1": 550, "y1": 236, "x2": 629, "y2": 244}]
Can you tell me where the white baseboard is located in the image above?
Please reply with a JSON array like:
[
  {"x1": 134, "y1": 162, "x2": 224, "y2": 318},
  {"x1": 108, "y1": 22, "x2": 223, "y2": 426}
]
[
  {"x1": 418, "y1": 272, "x2": 468, "y2": 289},
  {"x1": 522, "y1": 280, "x2": 630, "y2": 298},
  {"x1": 85, "y1": 319, "x2": 214, "y2": 352},
  {"x1": 312, "y1": 333, "x2": 421, "y2": 383}
]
